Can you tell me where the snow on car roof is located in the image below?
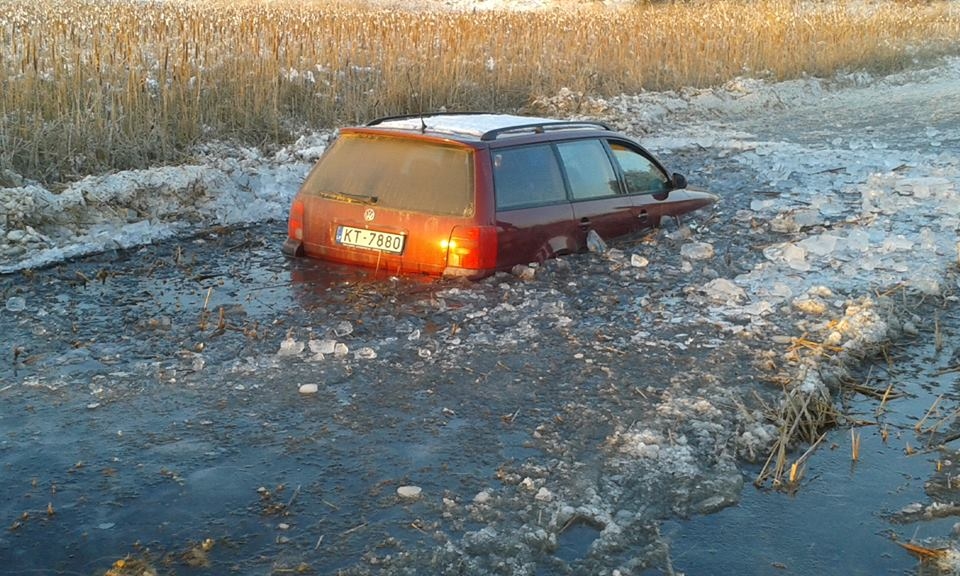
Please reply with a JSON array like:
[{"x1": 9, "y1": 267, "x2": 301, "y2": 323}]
[{"x1": 371, "y1": 113, "x2": 572, "y2": 139}]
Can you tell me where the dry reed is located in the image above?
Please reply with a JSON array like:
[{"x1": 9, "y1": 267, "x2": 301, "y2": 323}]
[
  {"x1": 755, "y1": 381, "x2": 838, "y2": 488},
  {"x1": 1, "y1": 0, "x2": 959, "y2": 184}
]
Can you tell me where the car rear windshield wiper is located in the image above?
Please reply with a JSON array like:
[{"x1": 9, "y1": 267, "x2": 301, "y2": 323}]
[{"x1": 318, "y1": 191, "x2": 379, "y2": 204}]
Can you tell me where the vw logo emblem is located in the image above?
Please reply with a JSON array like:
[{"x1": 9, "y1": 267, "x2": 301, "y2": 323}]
[{"x1": 363, "y1": 208, "x2": 375, "y2": 222}]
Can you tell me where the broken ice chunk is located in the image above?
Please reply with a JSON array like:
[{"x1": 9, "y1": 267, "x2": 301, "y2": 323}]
[
  {"x1": 354, "y1": 347, "x2": 377, "y2": 360},
  {"x1": 798, "y1": 234, "x2": 839, "y2": 257},
  {"x1": 586, "y1": 229, "x2": 607, "y2": 253},
  {"x1": 630, "y1": 254, "x2": 649, "y2": 268},
  {"x1": 397, "y1": 485, "x2": 422, "y2": 499},
  {"x1": 763, "y1": 242, "x2": 809, "y2": 271},
  {"x1": 700, "y1": 278, "x2": 746, "y2": 304},
  {"x1": 5, "y1": 296, "x2": 26, "y2": 312},
  {"x1": 680, "y1": 241, "x2": 715, "y2": 261},
  {"x1": 534, "y1": 487, "x2": 554, "y2": 502},
  {"x1": 309, "y1": 339, "x2": 337, "y2": 355},
  {"x1": 334, "y1": 321, "x2": 353, "y2": 337},
  {"x1": 277, "y1": 334, "x2": 304, "y2": 356}
]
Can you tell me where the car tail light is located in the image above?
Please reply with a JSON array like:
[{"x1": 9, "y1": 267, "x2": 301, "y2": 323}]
[
  {"x1": 288, "y1": 199, "x2": 304, "y2": 241},
  {"x1": 443, "y1": 226, "x2": 497, "y2": 270}
]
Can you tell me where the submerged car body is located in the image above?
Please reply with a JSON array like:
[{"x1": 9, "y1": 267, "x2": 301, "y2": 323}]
[{"x1": 282, "y1": 113, "x2": 717, "y2": 279}]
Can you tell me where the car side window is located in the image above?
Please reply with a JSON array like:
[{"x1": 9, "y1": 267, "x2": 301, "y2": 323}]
[
  {"x1": 493, "y1": 145, "x2": 567, "y2": 210},
  {"x1": 556, "y1": 139, "x2": 620, "y2": 200},
  {"x1": 609, "y1": 142, "x2": 670, "y2": 195}
]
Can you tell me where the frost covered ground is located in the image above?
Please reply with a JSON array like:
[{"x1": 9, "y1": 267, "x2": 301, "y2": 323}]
[{"x1": 2, "y1": 54, "x2": 960, "y2": 574}]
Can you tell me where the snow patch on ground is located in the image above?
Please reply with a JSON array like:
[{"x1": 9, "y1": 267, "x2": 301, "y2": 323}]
[{"x1": 0, "y1": 132, "x2": 333, "y2": 273}]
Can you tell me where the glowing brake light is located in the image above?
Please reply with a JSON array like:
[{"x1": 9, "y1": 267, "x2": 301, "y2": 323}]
[
  {"x1": 288, "y1": 199, "x2": 304, "y2": 240},
  {"x1": 444, "y1": 226, "x2": 497, "y2": 270}
]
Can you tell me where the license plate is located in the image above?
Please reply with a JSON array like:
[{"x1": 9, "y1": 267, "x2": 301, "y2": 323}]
[{"x1": 336, "y1": 226, "x2": 406, "y2": 254}]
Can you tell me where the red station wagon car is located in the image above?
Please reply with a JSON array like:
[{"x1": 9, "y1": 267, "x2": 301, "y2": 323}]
[{"x1": 282, "y1": 113, "x2": 717, "y2": 279}]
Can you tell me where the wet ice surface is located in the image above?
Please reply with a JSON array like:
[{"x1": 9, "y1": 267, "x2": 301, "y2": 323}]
[{"x1": 1, "y1": 58, "x2": 959, "y2": 574}]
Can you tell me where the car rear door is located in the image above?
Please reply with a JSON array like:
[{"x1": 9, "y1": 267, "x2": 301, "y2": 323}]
[{"x1": 491, "y1": 144, "x2": 577, "y2": 267}]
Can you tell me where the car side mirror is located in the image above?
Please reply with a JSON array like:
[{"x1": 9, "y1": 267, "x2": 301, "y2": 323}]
[{"x1": 671, "y1": 172, "x2": 687, "y2": 189}]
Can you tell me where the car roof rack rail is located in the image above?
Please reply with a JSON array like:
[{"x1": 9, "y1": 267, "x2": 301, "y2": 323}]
[
  {"x1": 366, "y1": 111, "x2": 495, "y2": 127},
  {"x1": 479, "y1": 121, "x2": 613, "y2": 141}
]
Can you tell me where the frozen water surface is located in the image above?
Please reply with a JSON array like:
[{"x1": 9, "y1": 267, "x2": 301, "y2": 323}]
[{"x1": 1, "y1": 57, "x2": 960, "y2": 574}]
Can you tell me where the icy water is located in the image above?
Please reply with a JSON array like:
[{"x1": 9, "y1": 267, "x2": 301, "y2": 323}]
[
  {"x1": 2, "y1": 223, "x2": 958, "y2": 575},
  {"x1": 0, "y1": 223, "x2": 759, "y2": 574}
]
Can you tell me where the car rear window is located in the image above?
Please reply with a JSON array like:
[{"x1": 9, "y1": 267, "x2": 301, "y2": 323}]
[
  {"x1": 556, "y1": 139, "x2": 620, "y2": 199},
  {"x1": 301, "y1": 134, "x2": 475, "y2": 217},
  {"x1": 493, "y1": 144, "x2": 567, "y2": 210}
]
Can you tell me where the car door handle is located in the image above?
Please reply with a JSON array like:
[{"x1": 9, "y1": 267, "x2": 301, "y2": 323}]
[
  {"x1": 579, "y1": 217, "x2": 591, "y2": 229},
  {"x1": 638, "y1": 210, "x2": 649, "y2": 223}
]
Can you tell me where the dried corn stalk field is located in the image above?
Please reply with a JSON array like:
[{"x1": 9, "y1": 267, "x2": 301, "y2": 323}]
[{"x1": 1, "y1": 0, "x2": 958, "y2": 184}]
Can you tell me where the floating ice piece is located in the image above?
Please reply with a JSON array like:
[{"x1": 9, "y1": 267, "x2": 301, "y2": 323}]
[
  {"x1": 630, "y1": 254, "x2": 649, "y2": 268},
  {"x1": 334, "y1": 321, "x2": 353, "y2": 337},
  {"x1": 310, "y1": 339, "x2": 336, "y2": 355},
  {"x1": 757, "y1": 282, "x2": 793, "y2": 302},
  {"x1": 586, "y1": 229, "x2": 607, "y2": 253},
  {"x1": 534, "y1": 487, "x2": 554, "y2": 502},
  {"x1": 763, "y1": 242, "x2": 809, "y2": 271},
  {"x1": 277, "y1": 335, "x2": 304, "y2": 357},
  {"x1": 781, "y1": 243, "x2": 809, "y2": 271},
  {"x1": 750, "y1": 198, "x2": 778, "y2": 212},
  {"x1": 798, "y1": 234, "x2": 839, "y2": 257},
  {"x1": 700, "y1": 278, "x2": 745, "y2": 304},
  {"x1": 5, "y1": 296, "x2": 26, "y2": 312},
  {"x1": 333, "y1": 342, "x2": 349, "y2": 357},
  {"x1": 680, "y1": 241, "x2": 715, "y2": 261},
  {"x1": 738, "y1": 301, "x2": 774, "y2": 316},
  {"x1": 397, "y1": 485, "x2": 422, "y2": 499},
  {"x1": 354, "y1": 347, "x2": 377, "y2": 360},
  {"x1": 881, "y1": 235, "x2": 914, "y2": 253},
  {"x1": 845, "y1": 229, "x2": 871, "y2": 251},
  {"x1": 919, "y1": 228, "x2": 937, "y2": 252},
  {"x1": 299, "y1": 383, "x2": 319, "y2": 394}
]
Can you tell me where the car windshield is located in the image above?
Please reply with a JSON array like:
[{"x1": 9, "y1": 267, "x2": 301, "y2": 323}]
[{"x1": 301, "y1": 134, "x2": 475, "y2": 217}]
